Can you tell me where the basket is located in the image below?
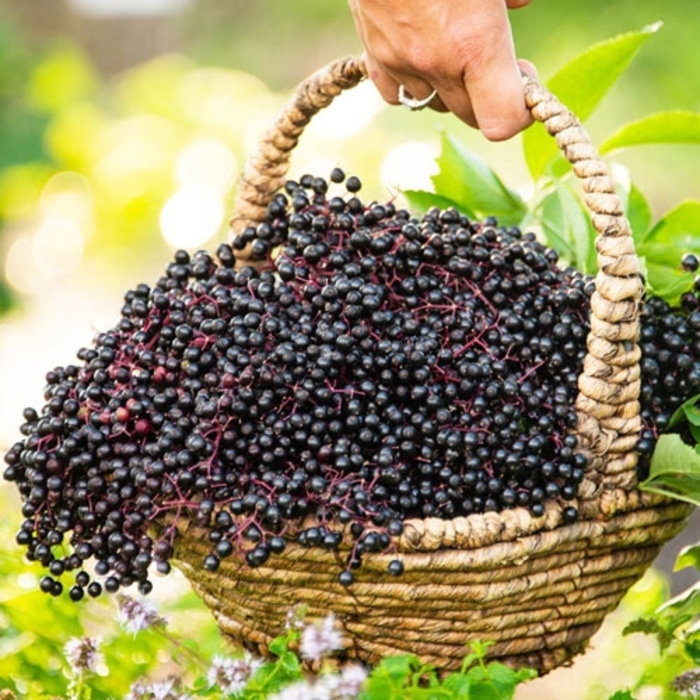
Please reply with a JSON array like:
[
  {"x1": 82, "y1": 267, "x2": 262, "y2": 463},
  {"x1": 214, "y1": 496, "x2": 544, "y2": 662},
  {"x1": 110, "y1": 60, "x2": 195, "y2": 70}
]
[{"x1": 169, "y1": 56, "x2": 693, "y2": 674}]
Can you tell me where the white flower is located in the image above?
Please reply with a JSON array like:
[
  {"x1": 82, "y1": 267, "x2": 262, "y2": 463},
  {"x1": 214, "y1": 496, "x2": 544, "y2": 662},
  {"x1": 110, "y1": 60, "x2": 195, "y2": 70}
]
[
  {"x1": 300, "y1": 614, "x2": 344, "y2": 662},
  {"x1": 268, "y1": 679, "x2": 326, "y2": 700},
  {"x1": 125, "y1": 678, "x2": 189, "y2": 700},
  {"x1": 330, "y1": 664, "x2": 368, "y2": 699},
  {"x1": 64, "y1": 636, "x2": 104, "y2": 674},
  {"x1": 117, "y1": 594, "x2": 167, "y2": 634},
  {"x1": 206, "y1": 652, "x2": 263, "y2": 695},
  {"x1": 125, "y1": 681, "x2": 150, "y2": 700},
  {"x1": 284, "y1": 605, "x2": 307, "y2": 632},
  {"x1": 268, "y1": 666, "x2": 367, "y2": 700}
]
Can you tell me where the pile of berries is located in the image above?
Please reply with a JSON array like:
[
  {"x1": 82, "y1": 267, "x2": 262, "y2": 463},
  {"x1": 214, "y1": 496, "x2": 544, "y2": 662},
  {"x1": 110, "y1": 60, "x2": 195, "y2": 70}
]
[{"x1": 4, "y1": 170, "x2": 700, "y2": 599}]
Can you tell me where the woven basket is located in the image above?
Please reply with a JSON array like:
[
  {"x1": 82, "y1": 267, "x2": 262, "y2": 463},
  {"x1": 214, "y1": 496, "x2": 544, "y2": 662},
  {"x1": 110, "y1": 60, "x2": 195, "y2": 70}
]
[{"x1": 169, "y1": 56, "x2": 693, "y2": 675}]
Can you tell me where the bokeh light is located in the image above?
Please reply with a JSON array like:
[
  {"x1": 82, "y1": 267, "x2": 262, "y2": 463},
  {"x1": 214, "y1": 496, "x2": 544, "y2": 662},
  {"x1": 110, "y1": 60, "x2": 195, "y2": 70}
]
[
  {"x1": 67, "y1": 0, "x2": 192, "y2": 16},
  {"x1": 175, "y1": 137, "x2": 238, "y2": 193},
  {"x1": 309, "y1": 81, "x2": 385, "y2": 140},
  {"x1": 380, "y1": 140, "x2": 440, "y2": 192},
  {"x1": 40, "y1": 171, "x2": 93, "y2": 227},
  {"x1": 5, "y1": 236, "x2": 45, "y2": 295},
  {"x1": 32, "y1": 219, "x2": 85, "y2": 277},
  {"x1": 159, "y1": 184, "x2": 224, "y2": 249}
]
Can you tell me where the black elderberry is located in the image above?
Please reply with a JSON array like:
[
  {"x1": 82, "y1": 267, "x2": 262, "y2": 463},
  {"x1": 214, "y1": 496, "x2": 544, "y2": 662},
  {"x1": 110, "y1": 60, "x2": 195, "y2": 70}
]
[
  {"x1": 387, "y1": 559, "x2": 404, "y2": 576},
  {"x1": 8, "y1": 167, "x2": 698, "y2": 600},
  {"x1": 338, "y1": 570, "x2": 354, "y2": 587}
]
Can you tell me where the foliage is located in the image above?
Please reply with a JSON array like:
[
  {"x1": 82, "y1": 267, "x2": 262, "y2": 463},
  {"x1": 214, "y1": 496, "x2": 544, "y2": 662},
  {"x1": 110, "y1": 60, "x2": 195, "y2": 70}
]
[
  {"x1": 0, "y1": 551, "x2": 535, "y2": 700},
  {"x1": 641, "y1": 396, "x2": 700, "y2": 506},
  {"x1": 621, "y1": 550, "x2": 700, "y2": 698},
  {"x1": 404, "y1": 23, "x2": 700, "y2": 512},
  {"x1": 404, "y1": 22, "x2": 700, "y2": 304},
  {"x1": 1, "y1": 13, "x2": 700, "y2": 700}
]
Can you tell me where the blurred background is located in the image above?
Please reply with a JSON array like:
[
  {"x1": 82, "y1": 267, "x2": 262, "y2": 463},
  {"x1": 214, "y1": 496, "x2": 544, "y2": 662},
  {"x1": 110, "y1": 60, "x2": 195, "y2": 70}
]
[{"x1": 0, "y1": 1, "x2": 698, "y2": 697}]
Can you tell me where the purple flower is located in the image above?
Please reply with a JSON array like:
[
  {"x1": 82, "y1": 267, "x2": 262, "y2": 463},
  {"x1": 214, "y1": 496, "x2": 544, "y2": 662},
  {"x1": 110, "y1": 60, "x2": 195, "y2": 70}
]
[
  {"x1": 673, "y1": 669, "x2": 700, "y2": 698},
  {"x1": 324, "y1": 664, "x2": 368, "y2": 699},
  {"x1": 117, "y1": 594, "x2": 167, "y2": 634},
  {"x1": 268, "y1": 665, "x2": 367, "y2": 700},
  {"x1": 284, "y1": 605, "x2": 307, "y2": 632},
  {"x1": 300, "y1": 614, "x2": 344, "y2": 662},
  {"x1": 268, "y1": 680, "x2": 321, "y2": 700},
  {"x1": 64, "y1": 637, "x2": 104, "y2": 675},
  {"x1": 206, "y1": 652, "x2": 263, "y2": 695},
  {"x1": 125, "y1": 678, "x2": 189, "y2": 700}
]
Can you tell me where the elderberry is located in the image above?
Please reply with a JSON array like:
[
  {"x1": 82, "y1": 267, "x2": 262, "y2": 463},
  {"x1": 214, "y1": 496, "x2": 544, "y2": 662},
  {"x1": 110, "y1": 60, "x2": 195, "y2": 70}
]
[{"x1": 5, "y1": 170, "x2": 697, "y2": 598}]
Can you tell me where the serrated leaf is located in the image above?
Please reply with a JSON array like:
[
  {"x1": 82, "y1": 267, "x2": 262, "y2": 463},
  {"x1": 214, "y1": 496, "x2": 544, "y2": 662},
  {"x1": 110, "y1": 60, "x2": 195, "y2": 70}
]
[
  {"x1": 401, "y1": 189, "x2": 474, "y2": 218},
  {"x1": 676, "y1": 543, "x2": 700, "y2": 572},
  {"x1": 622, "y1": 617, "x2": 672, "y2": 648},
  {"x1": 523, "y1": 22, "x2": 662, "y2": 179},
  {"x1": 600, "y1": 111, "x2": 700, "y2": 154},
  {"x1": 640, "y1": 433, "x2": 700, "y2": 506},
  {"x1": 431, "y1": 133, "x2": 526, "y2": 225}
]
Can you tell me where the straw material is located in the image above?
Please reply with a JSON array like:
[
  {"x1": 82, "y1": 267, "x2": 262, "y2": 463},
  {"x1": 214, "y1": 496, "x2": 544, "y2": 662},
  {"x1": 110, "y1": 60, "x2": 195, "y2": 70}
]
[{"x1": 170, "y1": 56, "x2": 694, "y2": 675}]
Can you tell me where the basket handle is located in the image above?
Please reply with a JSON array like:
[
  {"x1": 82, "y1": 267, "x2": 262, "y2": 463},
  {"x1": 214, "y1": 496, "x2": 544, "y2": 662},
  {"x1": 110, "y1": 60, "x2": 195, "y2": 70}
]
[{"x1": 229, "y1": 55, "x2": 644, "y2": 506}]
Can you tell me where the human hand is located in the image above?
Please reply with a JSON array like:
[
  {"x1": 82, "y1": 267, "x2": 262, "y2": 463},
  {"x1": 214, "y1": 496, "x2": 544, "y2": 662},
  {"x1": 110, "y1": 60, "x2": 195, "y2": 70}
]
[{"x1": 347, "y1": 0, "x2": 536, "y2": 141}]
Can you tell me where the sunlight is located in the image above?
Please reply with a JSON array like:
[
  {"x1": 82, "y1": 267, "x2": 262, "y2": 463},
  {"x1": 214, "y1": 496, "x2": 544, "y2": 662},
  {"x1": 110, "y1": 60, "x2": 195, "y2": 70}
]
[
  {"x1": 159, "y1": 184, "x2": 224, "y2": 249},
  {"x1": 380, "y1": 140, "x2": 439, "y2": 192},
  {"x1": 176, "y1": 137, "x2": 238, "y2": 194},
  {"x1": 32, "y1": 218, "x2": 85, "y2": 277},
  {"x1": 67, "y1": 0, "x2": 191, "y2": 16}
]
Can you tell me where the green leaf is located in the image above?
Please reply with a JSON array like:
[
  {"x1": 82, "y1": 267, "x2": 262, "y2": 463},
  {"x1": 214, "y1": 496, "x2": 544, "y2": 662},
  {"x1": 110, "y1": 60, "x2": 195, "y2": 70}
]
[
  {"x1": 402, "y1": 189, "x2": 474, "y2": 218},
  {"x1": 364, "y1": 654, "x2": 417, "y2": 694},
  {"x1": 431, "y1": 133, "x2": 527, "y2": 225},
  {"x1": 656, "y1": 581, "x2": 700, "y2": 630},
  {"x1": 267, "y1": 634, "x2": 290, "y2": 657},
  {"x1": 522, "y1": 22, "x2": 662, "y2": 179},
  {"x1": 669, "y1": 393, "x2": 700, "y2": 429},
  {"x1": 685, "y1": 638, "x2": 700, "y2": 664},
  {"x1": 640, "y1": 433, "x2": 700, "y2": 506},
  {"x1": 278, "y1": 651, "x2": 301, "y2": 674},
  {"x1": 607, "y1": 691, "x2": 637, "y2": 700},
  {"x1": 442, "y1": 673, "x2": 473, "y2": 696},
  {"x1": 675, "y1": 543, "x2": 700, "y2": 572},
  {"x1": 622, "y1": 617, "x2": 674, "y2": 651},
  {"x1": 639, "y1": 255, "x2": 694, "y2": 305},
  {"x1": 600, "y1": 111, "x2": 700, "y2": 154},
  {"x1": 540, "y1": 182, "x2": 597, "y2": 273},
  {"x1": 642, "y1": 199, "x2": 700, "y2": 247},
  {"x1": 627, "y1": 184, "x2": 653, "y2": 242}
]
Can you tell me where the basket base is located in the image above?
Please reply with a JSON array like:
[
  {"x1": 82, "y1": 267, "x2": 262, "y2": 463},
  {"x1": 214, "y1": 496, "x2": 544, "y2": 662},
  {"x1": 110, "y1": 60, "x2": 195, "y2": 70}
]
[{"x1": 172, "y1": 499, "x2": 693, "y2": 676}]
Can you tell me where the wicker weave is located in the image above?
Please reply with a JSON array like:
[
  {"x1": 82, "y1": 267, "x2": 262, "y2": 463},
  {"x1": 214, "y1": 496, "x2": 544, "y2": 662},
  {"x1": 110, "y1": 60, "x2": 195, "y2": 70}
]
[{"x1": 171, "y1": 56, "x2": 693, "y2": 674}]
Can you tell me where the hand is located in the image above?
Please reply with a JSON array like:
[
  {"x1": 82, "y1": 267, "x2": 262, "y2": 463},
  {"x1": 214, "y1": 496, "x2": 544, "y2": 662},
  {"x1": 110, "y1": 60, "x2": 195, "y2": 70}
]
[{"x1": 347, "y1": 0, "x2": 536, "y2": 141}]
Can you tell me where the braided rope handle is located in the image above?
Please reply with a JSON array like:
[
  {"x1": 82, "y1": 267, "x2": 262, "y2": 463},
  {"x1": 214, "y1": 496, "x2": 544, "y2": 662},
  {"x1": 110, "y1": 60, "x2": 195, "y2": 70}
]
[{"x1": 229, "y1": 55, "x2": 643, "y2": 504}]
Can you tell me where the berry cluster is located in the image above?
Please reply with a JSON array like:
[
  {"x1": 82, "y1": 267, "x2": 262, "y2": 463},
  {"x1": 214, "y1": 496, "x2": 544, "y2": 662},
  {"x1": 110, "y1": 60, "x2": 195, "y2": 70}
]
[
  {"x1": 3, "y1": 170, "x2": 698, "y2": 598},
  {"x1": 636, "y1": 290, "x2": 700, "y2": 465}
]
